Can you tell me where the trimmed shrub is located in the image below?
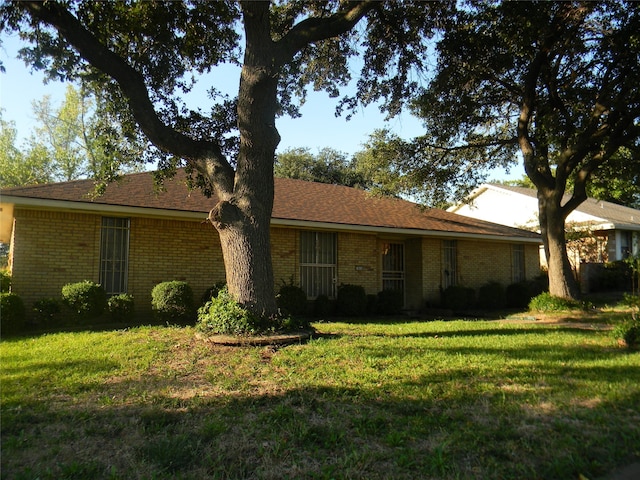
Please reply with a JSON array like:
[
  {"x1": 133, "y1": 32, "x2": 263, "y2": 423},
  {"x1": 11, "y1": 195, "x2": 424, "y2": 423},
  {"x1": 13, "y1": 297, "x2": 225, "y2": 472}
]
[
  {"x1": 1, "y1": 292, "x2": 26, "y2": 334},
  {"x1": 108, "y1": 293, "x2": 135, "y2": 323},
  {"x1": 197, "y1": 286, "x2": 265, "y2": 335},
  {"x1": 376, "y1": 289, "x2": 403, "y2": 315},
  {"x1": 32, "y1": 298, "x2": 62, "y2": 327},
  {"x1": 477, "y1": 281, "x2": 506, "y2": 310},
  {"x1": 507, "y1": 281, "x2": 531, "y2": 309},
  {"x1": 313, "y1": 294, "x2": 333, "y2": 317},
  {"x1": 0, "y1": 270, "x2": 10, "y2": 293},
  {"x1": 593, "y1": 261, "x2": 632, "y2": 291},
  {"x1": 528, "y1": 292, "x2": 581, "y2": 312},
  {"x1": 336, "y1": 284, "x2": 367, "y2": 316},
  {"x1": 276, "y1": 281, "x2": 308, "y2": 316},
  {"x1": 366, "y1": 294, "x2": 378, "y2": 315},
  {"x1": 151, "y1": 281, "x2": 195, "y2": 324},
  {"x1": 441, "y1": 285, "x2": 475, "y2": 311},
  {"x1": 61, "y1": 281, "x2": 107, "y2": 320},
  {"x1": 200, "y1": 281, "x2": 227, "y2": 305}
]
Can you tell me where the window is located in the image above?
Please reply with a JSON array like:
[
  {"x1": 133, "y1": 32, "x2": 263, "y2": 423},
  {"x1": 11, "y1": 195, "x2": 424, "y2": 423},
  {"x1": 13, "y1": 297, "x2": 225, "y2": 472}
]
[
  {"x1": 620, "y1": 232, "x2": 632, "y2": 259},
  {"x1": 382, "y1": 242, "x2": 404, "y2": 293},
  {"x1": 442, "y1": 240, "x2": 457, "y2": 288},
  {"x1": 300, "y1": 231, "x2": 337, "y2": 298},
  {"x1": 512, "y1": 244, "x2": 525, "y2": 282},
  {"x1": 99, "y1": 217, "x2": 130, "y2": 295}
]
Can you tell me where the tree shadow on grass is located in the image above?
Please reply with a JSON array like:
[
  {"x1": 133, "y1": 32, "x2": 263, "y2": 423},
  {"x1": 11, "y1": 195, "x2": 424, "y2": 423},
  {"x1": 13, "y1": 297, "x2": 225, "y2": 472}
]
[
  {"x1": 2, "y1": 325, "x2": 639, "y2": 480},
  {"x1": 2, "y1": 378, "x2": 639, "y2": 480}
]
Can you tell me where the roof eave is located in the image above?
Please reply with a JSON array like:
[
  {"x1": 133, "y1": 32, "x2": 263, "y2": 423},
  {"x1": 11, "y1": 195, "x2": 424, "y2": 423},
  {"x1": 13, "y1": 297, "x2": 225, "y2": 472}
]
[
  {"x1": 2, "y1": 195, "x2": 542, "y2": 244},
  {"x1": 271, "y1": 218, "x2": 542, "y2": 244},
  {"x1": 1, "y1": 195, "x2": 209, "y2": 221}
]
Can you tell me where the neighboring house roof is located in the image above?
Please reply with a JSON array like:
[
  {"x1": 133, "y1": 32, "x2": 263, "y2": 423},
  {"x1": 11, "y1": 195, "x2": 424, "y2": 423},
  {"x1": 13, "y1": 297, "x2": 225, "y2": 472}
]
[
  {"x1": 450, "y1": 183, "x2": 640, "y2": 232},
  {"x1": 0, "y1": 170, "x2": 540, "y2": 243}
]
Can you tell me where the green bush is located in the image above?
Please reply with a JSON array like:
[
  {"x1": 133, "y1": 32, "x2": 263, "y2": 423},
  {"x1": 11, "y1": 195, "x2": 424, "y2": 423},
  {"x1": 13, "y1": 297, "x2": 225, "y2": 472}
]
[
  {"x1": 276, "y1": 280, "x2": 308, "y2": 316},
  {"x1": 313, "y1": 294, "x2": 333, "y2": 317},
  {"x1": 477, "y1": 281, "x2": 506, "y2": 310},
  {"x1": 151, "y1": 281, "x2": 195, "y2": 324},
  {"x1": 366, "y1": 294, "x2": 378, "y2": 315},
  {"x1": 612, "y1": 314, "x2": 640, "y2": 348},
  {"x1": 376, "y1": 289, "x2": 403, "y2": 315},
  {"x1": 0, "y1": 270, "x2": 10, "y2": 293},
  {"x1": 1, "y1": 292, "x2": 26, "y2": 334},
  {"x1": 336, "y1": 284, "x2": 367, "y2": 316},
  {"x1": 593, "y1": 261, "x2": 632, "y2": 291},
  {"x1": 200, "y1": 281, "x2": 227, "y2": 305},
  {"x1": 61, "y1": 281, "x2": 108, "y2": 320},
  {"x1": 621, "y1": 294, "x2": 640, "y2": 309},
  {"x1": 108, "y1": 293, "x2": 135, "y2": 323},
  {"x1": 278, "y1": 314, "x2": 311, "y2": 332},
  {"x1": 197, "y1": 286, "x2": 266, "y2": 335},
  {"x1": 506, "y1": 281, "x2": 532, "y2": 308},
  {"x1": 528, "y1": 292, "x2": 581, "y2": 312},
  {"x1": 441, "y1": 285, "x2": 475, "y2": 311},
  {"x1": 32, "y1": 298, "x2": 62, "y2": 327}
]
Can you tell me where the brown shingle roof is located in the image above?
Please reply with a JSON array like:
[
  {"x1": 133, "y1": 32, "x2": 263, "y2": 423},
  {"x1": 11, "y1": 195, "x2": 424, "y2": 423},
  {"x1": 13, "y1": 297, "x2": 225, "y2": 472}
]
[{"x1": 1, "y1": 170, "x2": 540, "y2": 240}]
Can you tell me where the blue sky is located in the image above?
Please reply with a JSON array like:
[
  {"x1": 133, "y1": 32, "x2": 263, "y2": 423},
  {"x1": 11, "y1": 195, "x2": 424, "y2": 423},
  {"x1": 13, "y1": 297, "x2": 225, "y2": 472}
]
[{"x1": 1, "y1": 32, "x2": 520, "y2": 181}]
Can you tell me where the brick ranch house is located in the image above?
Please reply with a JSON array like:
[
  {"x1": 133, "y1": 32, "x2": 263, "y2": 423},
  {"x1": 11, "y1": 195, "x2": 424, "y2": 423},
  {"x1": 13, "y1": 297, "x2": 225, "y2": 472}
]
[{"x1": 0, "y1": 170, "x2": 541, "y2": 316}]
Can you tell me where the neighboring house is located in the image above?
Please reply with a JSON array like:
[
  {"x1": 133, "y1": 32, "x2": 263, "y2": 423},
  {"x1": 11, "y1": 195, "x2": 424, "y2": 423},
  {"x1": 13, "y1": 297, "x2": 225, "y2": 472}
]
[
  {"x1": 448, "y1": 183, "x2": 640, "y2": 277},
  {"x1": 0, "y1": 171, "x2": 541, "y2": 316}
]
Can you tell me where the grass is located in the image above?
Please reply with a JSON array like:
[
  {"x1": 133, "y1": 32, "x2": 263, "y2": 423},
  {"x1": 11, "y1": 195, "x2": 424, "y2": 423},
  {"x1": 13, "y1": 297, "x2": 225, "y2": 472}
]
[{"x1": 1, "y1": 317, "x2": 639, "y2": 479}]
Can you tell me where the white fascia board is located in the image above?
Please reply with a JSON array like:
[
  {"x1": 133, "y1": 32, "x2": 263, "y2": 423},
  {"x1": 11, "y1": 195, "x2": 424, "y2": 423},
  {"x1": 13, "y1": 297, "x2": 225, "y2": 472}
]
[
  {"x1": 3, "y1": 195, "x2": 542, "y2": 244},
  {"x1": 606, "y1": 223, "x2": 640, "y2": 232},
  {"x1": 2, "y1": 196, "x2": 209, "y2": 221}
]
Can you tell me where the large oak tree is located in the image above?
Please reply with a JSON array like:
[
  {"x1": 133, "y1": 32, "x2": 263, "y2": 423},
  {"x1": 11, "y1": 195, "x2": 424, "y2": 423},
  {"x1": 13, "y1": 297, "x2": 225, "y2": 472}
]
[
  {"x1": 412, "y1": 1, "x2": 640, "y2": 299},
  {"x1": 1, "y1": 1, "x2": 443, "y2": 319}
]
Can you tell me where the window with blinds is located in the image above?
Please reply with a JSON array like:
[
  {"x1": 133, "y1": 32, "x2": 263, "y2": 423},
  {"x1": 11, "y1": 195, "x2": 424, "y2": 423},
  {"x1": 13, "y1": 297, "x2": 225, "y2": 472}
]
[
  {"x1": 300, "y1": 231, "x2": 337, "y2": 298},
  {"x1": 99, "y1": 217, "x2": 130, "y2": 295}
]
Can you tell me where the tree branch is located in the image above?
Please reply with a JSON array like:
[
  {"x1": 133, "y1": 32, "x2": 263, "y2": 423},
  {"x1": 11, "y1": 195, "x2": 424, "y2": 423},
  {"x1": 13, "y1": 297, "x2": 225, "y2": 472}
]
[
  {"x1": 275, "y1": 1, "x2": 375, "y2": 65},
  {"x1": 21, "y1": 1, "x2": 235, "y2": 194},
  {"x1": 417, "y1": 137, "x2": 516, "y2": 152}
]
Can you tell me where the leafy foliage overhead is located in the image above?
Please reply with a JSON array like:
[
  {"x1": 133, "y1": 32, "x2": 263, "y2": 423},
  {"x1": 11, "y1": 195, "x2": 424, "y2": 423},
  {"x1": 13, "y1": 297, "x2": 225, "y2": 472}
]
[
  {"x1": 411, "y1": 1, "x2": 640, "y2": 207},
  {"x1": 0, "y1": 1, "x2": 445, "y2": 191}
]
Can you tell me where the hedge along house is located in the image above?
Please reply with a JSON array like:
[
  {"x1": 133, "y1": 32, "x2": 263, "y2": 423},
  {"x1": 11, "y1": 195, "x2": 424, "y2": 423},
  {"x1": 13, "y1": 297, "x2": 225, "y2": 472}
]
[{"x1": 0, "y1": 170, "x2": 541, "y2": 317}]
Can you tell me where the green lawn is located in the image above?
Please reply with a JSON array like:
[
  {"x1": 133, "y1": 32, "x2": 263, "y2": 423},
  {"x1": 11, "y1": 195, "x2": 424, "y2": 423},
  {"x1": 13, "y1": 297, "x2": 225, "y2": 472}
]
[{"x1": 1, "y1": 318, "x2": 639, "y2": 479}]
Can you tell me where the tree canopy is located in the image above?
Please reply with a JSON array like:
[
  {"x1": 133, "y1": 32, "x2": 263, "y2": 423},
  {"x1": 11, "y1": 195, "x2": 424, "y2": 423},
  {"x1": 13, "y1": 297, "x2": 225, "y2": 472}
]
[
  {"x1": 274, "y1": 147, "x2": 368, "y2": 188},
  {"x1": 0, "y1": 85, "x2": 143, "y2": 189},
  {"x1": 411, "y1": 1, "x2": 640, "y2": 299}
]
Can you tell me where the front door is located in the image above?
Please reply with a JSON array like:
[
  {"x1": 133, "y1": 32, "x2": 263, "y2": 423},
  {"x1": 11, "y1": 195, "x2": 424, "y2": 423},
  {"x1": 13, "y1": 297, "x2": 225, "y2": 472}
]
[{"x1": 382, "y1": 242, "x2": 405, "y2": 295}]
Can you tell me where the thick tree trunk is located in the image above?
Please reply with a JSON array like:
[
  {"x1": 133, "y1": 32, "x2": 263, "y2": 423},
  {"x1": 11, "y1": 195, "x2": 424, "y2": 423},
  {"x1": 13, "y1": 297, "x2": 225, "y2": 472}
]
[
  {"x1": 212, "y1": 200, "x2": 276, "y2": 317},
  {"x1": 538, "y1": 192, "x2": 581, "y2": 300},
  {"x1": 207, "y1": 2, "x2": 281, "y2": 319}
]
